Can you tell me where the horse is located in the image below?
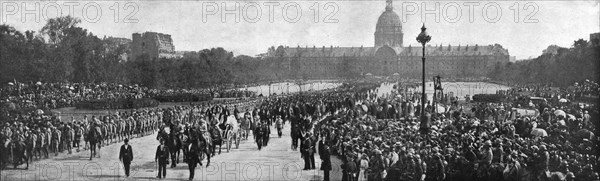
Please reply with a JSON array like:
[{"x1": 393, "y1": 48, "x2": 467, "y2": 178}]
[
  {"x1": 185, "y1": 126, "x2": 212, "y2": 167},
  {"x1": 198, "y1": 132, "x2": 212, "y2": 167},
  {"x1": 87, "y1": 126, "x2": 102, "y2": 160},
  {"x1": 223, "y1": 124, "x2": 240, "y2": 152},
  {"x1": 10, "y1": 140, "x2": 29, "y2": 169},
  {"x1": 223, "y1": 116, "x2": 240, "y2": 152},
  {"x1": 179, "y1": 133, "x2": 189, "y2": 163},
  {"x1": 187, "y1": 135, "x2": 211, "y2": 168},
  {"x1": 0, "y1": 137, "x2": 11, "y2": 169},
  {"x1": 209, "y1": 125, "x2": 223, "y2": 156},
  {"x1": 167, "y1": 131, "x2": 182, "y2": 168}
]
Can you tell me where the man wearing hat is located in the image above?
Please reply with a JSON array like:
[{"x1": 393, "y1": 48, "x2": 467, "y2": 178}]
[
  {"x1": 155, "y1": 138, "x2": 169, "y2": 179},
  {"x1": 478, "y1": 140, "x2": 493, "y2": 180},
  {"x1": 320, "y1": 142, "x2": 332, "y2": 181},
  {"x1": 119, "y1": 138, "x2": 133, "y2": 177},
  {"x1": 503, "y1": 151, "x2": 521, "y2": 181},
  {"x1": 301, "y1": 133, "x2": 314, "y2": 170},
  {"x1": 370, "y1": 149, "x2": 386, "y2": 181}
]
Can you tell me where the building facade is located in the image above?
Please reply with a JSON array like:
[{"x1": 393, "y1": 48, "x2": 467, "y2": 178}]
[
  {"x1": 131, "y1": 32, "x2": 177, "y2": 61},
  {"x1": 591, "y1": 32, "x2": 600, "y2": 47},
  {"x1": 265, "y1": 0, "x2": 510, "y2": 79}
]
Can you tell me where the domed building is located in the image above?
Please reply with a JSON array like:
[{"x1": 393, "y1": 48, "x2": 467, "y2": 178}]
[
  {"x1": 375, "y1": 0, "x2": 403, "y2": 48},
  {"x1": 264, "y1": 0, "x2": 510, "y2": 79}
]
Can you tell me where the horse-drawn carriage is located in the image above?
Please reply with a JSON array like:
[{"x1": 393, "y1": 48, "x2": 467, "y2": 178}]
[{"x1": 222, "y1": 115, "x2": 241, "y2": 152}]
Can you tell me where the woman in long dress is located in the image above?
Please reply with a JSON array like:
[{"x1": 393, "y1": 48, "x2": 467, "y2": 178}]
[{"x1": 358, "y1": 154, "x2": 369, "y2": 181}]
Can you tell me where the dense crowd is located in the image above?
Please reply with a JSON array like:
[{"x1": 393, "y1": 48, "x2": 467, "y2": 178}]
[
  {"x1": 503, "y1": 80, "x2": 599, "y2": 102},
  {"x1": 257, "y1": 82, "x2": 598, "y2": 181},
  {"x1": 0, "y1": 82, "x2": 260, "y2": 111}
]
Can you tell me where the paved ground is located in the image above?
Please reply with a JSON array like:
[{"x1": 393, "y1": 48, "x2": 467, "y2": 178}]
[{"x1": 1, "y1": 123, "x2": 343, "y2": 181}]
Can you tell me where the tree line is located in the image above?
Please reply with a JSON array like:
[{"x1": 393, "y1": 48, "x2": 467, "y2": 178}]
[
  {"x1": 1, "y1": 16, "x2": 598, "y2": 88},
  {"x1": 488, "y1": 39, "x2": 600, "y2": 87},
  {"x1": 0, "y1": 16, "x2": 294, "y2": 89}
]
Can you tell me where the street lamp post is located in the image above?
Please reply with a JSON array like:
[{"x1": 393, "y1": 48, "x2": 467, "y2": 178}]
[{"x1": 416, "y1": 24, "x2": 431, "y2": 134}]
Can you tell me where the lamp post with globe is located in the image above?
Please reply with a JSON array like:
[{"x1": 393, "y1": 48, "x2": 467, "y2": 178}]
[{"x1": 416, "y1": 24, "x2": 431, "y2": 133}]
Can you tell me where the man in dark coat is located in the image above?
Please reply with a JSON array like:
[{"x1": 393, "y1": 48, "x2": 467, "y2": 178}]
[
  {"x1": 119, "y1": 138, "x2": 133, "y2": 177},
  {"x1": 186, "y1": 144, "x2": 201, "y2": 181},
  {"x1": 255, "y1": 122, "x2": 264, "y2": 150},
  {"x1": 321, "y1": 143, "x2": 332, "y2": 181},
  {"x1": 302, "y1": 135, "x2": 313, "y2": 170},
  {"x1": 155, "y1": 139, "x2": 169, "y2": 179},
  {"x1": 262, "y1": 121, "x2": 270, "y2": 147}
]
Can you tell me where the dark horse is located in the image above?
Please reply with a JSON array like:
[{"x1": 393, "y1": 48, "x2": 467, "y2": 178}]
[
  {"x1": 168, "y1": 130, "x2": 183, "y2": 168},
  {"x1": 186, "y1": 126, "x2": 212, "y2": 167},
  {"x1": 88, "y1": 126, "x2": 102, "y2": 161},
  {"x1": 209, "y1": 125, "x2": 223, "y2": 156},
  {"x1": 0, "y1": 137, "x2": 11, "y2": 169},
  {"x1": 10, "y1": 140, "x2": 29, "y2": 169}
]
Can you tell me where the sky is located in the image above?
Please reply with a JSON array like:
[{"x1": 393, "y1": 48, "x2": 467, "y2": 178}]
[{"x1": 2, "y1": 0, "x2": 599, "y2": 60}]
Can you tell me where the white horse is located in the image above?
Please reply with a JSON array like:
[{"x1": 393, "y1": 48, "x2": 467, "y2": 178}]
[{"x1": 223, "y1": 115, "x2": 240, "y2": 152}]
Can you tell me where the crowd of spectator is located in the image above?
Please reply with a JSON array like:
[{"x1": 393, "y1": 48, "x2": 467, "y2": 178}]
[{"x1": 257, "y1": 82, "x2": 598, "y2": 181}]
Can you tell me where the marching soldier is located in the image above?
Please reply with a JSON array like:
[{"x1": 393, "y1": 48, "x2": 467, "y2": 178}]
[
  {"x1": 155, "y1": 139, "x2": 170, "y2": 179},
  {"x1": 275, "y1": 115, "x2": 283, "y2": 138},
  {"x1": 25, "y1": 128, "x2": 36, "y2": 162},
  {"x1": 255, "y1": 121, "x2": 263, "y2": 150},
  {"x1": 51, "y1": 126, "x2": 61, "y2": 156},
  {"x1": 35, "y1": 128, "x2": 44, "y2": 160},
  {"x1": 64, "y1": 125, "x2": 73, "y2": 154},
  {"x1": 43, "y1": 127, "x2": 51, "y2": 158},
  {"x1": 74, "y1": 122, "x2": 82, "y2": 152},
  {"x1": 261, "y1": 120, "x2": 270, "y2": 147}
]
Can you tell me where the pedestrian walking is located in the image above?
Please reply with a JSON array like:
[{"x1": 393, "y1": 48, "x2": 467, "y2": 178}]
[
  {"x1": 155, "y1": 139, "x2": 169, "y2": 179},
  {"x1": 186, "y1": 144, "x2": 201, "y2": 180},
  {"x1": 119, "y1": 138, "x2": 133, "y2": 177}
]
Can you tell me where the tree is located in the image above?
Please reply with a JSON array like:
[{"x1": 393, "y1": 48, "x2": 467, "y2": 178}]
[{"x1": 41, "y1": 16, "x2": 81, "y2": 45}]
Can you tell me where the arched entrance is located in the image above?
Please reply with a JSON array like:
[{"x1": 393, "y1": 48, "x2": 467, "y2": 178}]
[{"x1": 374, "y1": 45, "x2": 398, "y2": 75}]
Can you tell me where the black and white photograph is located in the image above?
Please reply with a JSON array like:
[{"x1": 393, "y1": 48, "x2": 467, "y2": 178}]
[{"x1": 0, "y1": 0, "x2": 599, "y2": 180}]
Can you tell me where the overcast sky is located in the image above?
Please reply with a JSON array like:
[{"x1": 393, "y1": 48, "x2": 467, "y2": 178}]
[{"x1": 3, "y1": 0, "x2": 599, "y2": 60}]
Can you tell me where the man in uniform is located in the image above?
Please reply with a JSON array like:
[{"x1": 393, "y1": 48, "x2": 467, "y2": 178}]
[
  {"x1": 25, "y1": 128, "x2": 36, "y2": 162},
  {"x1": 275, "y1": 115, "x2": 283, "y2": 138},
  {"x1": 43, "y1": 127, "x2": 51, "y2": 158},
  {"x1": 74, "y1": 122, "x2": 82, "y2": 152},
  {"x1": 64, "y1": 125, "x2": 73, "y2": 154},
  {"x1": 255, "y1": 121, "x2": 264, "y2": 150},
  {"x1": 262, "y1": 120, "x2": 270, "y2": 147},
  {"x1": 51, "y1": 126, "x2": 61, "y2": 156},
  {"x1": 155, "y1": 139, "x2": 170, "y2": 179},
  {"x1": 35, "y1": 128, "x2": 44, "y2": 160}
]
